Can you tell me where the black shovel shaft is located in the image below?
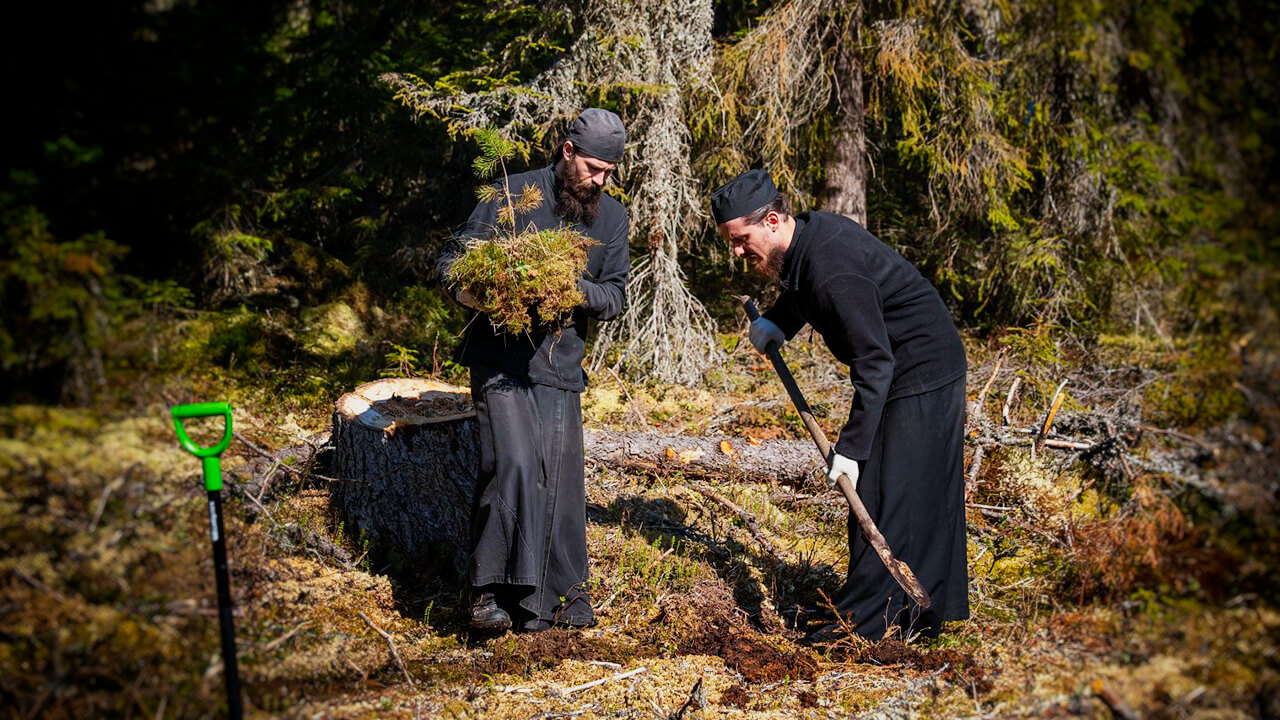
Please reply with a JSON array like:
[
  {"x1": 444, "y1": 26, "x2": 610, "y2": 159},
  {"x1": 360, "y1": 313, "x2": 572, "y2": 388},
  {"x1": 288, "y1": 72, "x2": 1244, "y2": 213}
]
[
  {"x1": 741, "y1": 301, "x2": 833, "y2": 457},
  {"x1": 207, "y1": 490, "x2": 243, "y2": 720},
  {"x1": 741, "y1": 296, "x2": 932, "y2": 610}
]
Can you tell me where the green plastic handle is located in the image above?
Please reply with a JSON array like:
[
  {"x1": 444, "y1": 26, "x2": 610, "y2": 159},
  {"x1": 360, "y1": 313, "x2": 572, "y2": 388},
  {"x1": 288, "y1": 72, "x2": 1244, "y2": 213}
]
[{"x1": 172, "y1": 402, "x2": 233, "y2": 491}]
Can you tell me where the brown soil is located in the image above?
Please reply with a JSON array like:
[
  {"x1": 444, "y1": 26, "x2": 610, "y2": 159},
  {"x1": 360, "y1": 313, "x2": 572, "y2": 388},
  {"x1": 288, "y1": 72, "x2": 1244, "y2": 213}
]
[
  {"x1": 719, "y1": 683, "x2": 750, "y2": 707},
  {"x1": 479, "y1": 630, "x2": 637, "y2": 676},
  {"x1": 652, "y1": 582, "x2": 818, "y2": 683},
  {"x1": 834, "y1": 639, "x2": 992, "y2": 694},
  {"x1": 715, "y1": 632, "x2": 817, "y2": 683}
]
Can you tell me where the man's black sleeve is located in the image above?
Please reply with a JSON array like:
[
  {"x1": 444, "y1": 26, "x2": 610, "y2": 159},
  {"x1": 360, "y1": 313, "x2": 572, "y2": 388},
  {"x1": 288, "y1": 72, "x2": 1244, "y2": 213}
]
[
  {"x1": 820, "y1": 273, "x2": 895, "y2": 461},
  {"x1": 763, "y1": 292, "x2": 807, "y2": 339},
  {"x1": 577, "y1": 216, "x2": 629, "y2": 321}
]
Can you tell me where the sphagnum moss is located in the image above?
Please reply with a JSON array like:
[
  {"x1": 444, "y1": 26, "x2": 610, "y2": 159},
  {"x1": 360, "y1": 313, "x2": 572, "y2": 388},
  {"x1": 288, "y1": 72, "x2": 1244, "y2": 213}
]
[
  {"x1": 445, "y1": 127, "x2": 596, "y2": 335},
  {"x1": 447, "y1": 227, "x2": 596, "y2": 335}
]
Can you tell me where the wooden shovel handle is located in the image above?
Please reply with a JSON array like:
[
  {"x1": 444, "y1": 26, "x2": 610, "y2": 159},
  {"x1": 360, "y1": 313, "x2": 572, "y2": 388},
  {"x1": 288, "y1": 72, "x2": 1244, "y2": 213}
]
[{"x1": 741, "y1": 296, "x2": 932, "y2": 610}]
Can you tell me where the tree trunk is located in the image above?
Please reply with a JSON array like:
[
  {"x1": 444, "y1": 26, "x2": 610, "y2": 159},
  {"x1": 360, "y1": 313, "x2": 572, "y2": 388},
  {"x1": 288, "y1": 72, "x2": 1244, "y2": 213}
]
[
  {"x1": 329, "y1": 378, "x2": 827, "y2": 577},
  {"x1": 330, "y1": 377, "x2": 478, "y2": 577},
  {"x1": 821, "y1": 9, "x2": 867, "y2": 226}
]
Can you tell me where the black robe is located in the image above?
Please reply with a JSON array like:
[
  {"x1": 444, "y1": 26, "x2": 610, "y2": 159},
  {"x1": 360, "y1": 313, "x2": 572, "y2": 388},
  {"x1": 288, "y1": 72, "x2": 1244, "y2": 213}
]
[
  {"x1": 438, "y1": 165, "x2": 629, "y2": 629},
  {"x1": 763, "y1": 211, "x2": 969, "y2": 639}
]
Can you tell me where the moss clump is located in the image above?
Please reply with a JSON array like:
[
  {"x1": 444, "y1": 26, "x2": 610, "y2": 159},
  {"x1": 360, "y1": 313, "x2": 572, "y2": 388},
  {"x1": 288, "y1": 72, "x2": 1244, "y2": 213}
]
[
  {"x1": 444, "y1": 126, "x2": 596, "y2": 335},
  {"x1": 446, "y1": 227, "x2": 596, "y2": 334}
]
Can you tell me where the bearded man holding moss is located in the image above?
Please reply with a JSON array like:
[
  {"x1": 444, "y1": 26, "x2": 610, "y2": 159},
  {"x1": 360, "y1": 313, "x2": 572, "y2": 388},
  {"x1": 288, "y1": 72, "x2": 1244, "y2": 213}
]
[
  {"x1": 712, "y1": 169, "x2": 969, "y2": 642},
  {"x1": 436, "y1": 109, "x2": 629, "y2": 632}
]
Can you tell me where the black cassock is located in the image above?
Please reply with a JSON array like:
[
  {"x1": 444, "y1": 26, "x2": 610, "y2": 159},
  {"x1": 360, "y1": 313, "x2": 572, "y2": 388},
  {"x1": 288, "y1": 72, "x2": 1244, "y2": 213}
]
[
  {"x1": 763, "y1": 211, "x2": 969, "y2": 640},
  {"x1": 469, "y1": 366, "x2": 591, "y2": 630},
  {"x1": 437, "y1": 165, "x2": 629, "y2": 630},
  {"x1": 838, "y1": 376, "x2": 967, "y2": 639}
]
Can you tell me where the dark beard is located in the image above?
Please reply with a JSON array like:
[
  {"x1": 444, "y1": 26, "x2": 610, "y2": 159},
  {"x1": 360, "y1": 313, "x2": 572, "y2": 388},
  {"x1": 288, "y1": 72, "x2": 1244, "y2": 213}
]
[
  {"x1": 554, "y1": 161, "x2": 602, "y2": 226},
  {"x1": 759, "y1": 244, "x2": 787, "y2": 283}
]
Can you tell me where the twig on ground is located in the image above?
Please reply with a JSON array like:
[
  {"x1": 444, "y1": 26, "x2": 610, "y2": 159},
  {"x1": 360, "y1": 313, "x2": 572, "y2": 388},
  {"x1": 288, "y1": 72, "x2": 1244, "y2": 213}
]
[
  {"x1": 966, "y1": 445, "x2": 984, "y2": 499},
  {"x1": 1091, "y1": 679, "x2": 1140, "y2": 720},
  {"x1": 357, "y1": 611, "x2": 415, "y2": 687},
  {"x1": 13, "y1": 568, "x2": 70, "y2": 603},
  {"x1": 1034, "y1": 379, "x2": 1070, "y2": 456},
  {"x1": 975, "y1": 352, "x2": 1005, "y2": 420},
  {"x1": 670, "y1": 678, "x2": 705, "y2": 720},
  {"x1": 1002, "y1": 376, "x2": 1022, "y2": 426},
  {"x1": 88, "y1": 473, "x2": 129, "y2": 533},
  {"x1": 261, "y1": 621, "x2": 310, "y2": 654},
  {"x1": 607, "y1": 364, "x2": 652, "y2": 430},
  {"x1": 675, "y1": 484, "x2": 780, "y2": 559},
  {"x1": 563, "y1": 666, "x2": 647, "y2": 694}
]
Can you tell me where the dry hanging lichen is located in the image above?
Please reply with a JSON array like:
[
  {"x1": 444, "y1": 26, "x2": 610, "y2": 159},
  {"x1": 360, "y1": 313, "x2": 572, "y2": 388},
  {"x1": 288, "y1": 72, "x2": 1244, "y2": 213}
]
[{"x1": 445, "y1": 127, "x2": 595, "y2": 335}]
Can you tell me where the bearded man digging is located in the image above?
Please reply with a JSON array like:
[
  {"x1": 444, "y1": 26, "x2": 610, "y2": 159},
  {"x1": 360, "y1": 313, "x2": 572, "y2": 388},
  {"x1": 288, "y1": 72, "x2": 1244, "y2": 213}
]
[
  {"x1": 437, "y1": 109, "x2": 629, "y2": 631},
  {"x1": 712, "y1": 169, "x2": 969, "y2": 642}
]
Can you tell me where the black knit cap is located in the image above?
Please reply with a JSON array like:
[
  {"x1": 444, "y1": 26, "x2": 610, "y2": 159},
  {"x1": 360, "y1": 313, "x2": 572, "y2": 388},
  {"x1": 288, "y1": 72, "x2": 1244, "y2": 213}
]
[
  {"x1": 566, "y1": 108, "x2": 626, "y2": 163},
  {"x1": 710, "y1": 169, "x2": 778, "y2": 224}
]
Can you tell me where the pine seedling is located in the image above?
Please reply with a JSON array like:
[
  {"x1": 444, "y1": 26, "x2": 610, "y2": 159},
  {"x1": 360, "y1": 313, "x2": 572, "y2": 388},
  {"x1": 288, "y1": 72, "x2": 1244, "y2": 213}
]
[{"x1": 446, "y1": 127, "x2": 596, "y2": 335}]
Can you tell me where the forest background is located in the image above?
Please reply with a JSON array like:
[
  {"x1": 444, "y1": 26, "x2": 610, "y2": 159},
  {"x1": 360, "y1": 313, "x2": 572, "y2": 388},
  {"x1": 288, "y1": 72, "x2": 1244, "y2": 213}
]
[
  {"x1": 4, "y1": 0, "x2": 1277, "y2": 400},
  {"x1": 2, "y1": 0, "x2": 1278, "y2": 717}
]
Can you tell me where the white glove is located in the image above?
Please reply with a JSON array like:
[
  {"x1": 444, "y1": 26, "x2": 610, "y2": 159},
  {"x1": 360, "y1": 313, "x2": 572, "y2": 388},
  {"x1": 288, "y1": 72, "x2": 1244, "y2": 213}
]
[
  {"x1": 748, "y1": 317, "x2": 785, "y2": 353},
  {"x1": 827, "y1": 452, "x2": 859, "y2": 489},
  {"x1": 455, "y1": 287, "x2": 481, "y2": 310}
]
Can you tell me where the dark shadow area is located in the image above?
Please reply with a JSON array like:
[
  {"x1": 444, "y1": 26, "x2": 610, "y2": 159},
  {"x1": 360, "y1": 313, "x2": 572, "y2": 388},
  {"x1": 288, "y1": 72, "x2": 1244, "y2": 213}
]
[{"x1": 595, "y1": 488, "x2": 843, "y2": 635}]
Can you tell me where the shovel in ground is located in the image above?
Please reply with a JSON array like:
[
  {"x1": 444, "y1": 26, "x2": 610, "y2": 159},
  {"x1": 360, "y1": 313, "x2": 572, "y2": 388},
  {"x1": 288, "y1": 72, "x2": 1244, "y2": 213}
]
[
  {"x1": 740, "y1": 296, "x2": 932, "y2": 611},
  {"x1": 171, "y1": 401, "x2": 242, "y2": 720}
]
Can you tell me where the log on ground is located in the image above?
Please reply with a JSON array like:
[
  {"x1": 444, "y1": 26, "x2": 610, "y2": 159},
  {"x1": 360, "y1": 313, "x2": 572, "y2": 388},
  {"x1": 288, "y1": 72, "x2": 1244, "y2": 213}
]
[{"x1": 583, "y1": 430, "x2": 822, "y2": 485}]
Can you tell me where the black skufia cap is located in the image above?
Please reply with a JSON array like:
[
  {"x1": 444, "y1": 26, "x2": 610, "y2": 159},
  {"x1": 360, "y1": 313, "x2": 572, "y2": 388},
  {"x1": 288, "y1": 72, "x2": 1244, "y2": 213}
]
[
  {"x1": 567, "y1": 108, "x2": 626, "y2": 163},
  {"x1": 710, "y1": 169, "x2": 778, "y2": 224}
]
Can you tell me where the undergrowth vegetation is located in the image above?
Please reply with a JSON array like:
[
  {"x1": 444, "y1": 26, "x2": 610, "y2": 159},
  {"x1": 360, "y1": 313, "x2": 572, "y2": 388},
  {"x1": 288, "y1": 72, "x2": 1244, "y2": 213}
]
[{"x1": 2, "y1": 316, "x2": 1275, "y2": 718}]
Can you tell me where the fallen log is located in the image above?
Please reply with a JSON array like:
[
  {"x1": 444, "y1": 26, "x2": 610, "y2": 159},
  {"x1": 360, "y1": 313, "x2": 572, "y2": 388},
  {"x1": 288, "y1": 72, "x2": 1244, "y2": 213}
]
[
  {"x1": 583, "y1": 430, "x2": 822, "y2": 485},
  {"x1": 327, "y1": 378, "x2": 822, "y2": 580}
]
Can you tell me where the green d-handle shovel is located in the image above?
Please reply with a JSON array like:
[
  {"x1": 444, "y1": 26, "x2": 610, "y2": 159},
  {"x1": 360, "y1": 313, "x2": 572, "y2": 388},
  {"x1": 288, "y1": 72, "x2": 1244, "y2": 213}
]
[{"x1": 172, "y1": 402, "x2": 243, "y2": 720}]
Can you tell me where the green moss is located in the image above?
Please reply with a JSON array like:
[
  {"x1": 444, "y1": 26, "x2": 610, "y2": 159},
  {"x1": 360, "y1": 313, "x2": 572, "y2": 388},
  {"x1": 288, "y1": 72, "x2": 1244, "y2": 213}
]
[
  {"x1": 446, "y1": 227, "x2": 596, "y2": 335},
  {"x1": 298, "y1": 302, "x2": 363, "y2": 356}
]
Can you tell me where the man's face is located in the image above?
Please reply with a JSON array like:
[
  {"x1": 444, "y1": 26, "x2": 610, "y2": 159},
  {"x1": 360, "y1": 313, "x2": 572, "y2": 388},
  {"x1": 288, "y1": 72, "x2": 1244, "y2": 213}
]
[
  {"x1": 562, "y1": 143, "x2": 616, "y2": 196},
  {"x1": 720, "y1": 213, "x2": 786, "y2": 278}
]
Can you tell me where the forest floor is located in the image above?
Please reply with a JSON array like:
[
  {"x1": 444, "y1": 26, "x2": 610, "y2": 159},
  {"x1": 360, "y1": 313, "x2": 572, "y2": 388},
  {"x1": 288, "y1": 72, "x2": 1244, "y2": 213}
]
[{"x1": 2, "y1": 327, "x2": 1277, "y2": 719}]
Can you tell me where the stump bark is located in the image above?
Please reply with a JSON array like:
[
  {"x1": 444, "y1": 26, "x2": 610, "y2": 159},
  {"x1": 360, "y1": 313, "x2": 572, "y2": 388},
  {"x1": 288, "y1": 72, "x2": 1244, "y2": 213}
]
[{"x1": 331, "y1": 377, "x2": 478, "y2": 577}]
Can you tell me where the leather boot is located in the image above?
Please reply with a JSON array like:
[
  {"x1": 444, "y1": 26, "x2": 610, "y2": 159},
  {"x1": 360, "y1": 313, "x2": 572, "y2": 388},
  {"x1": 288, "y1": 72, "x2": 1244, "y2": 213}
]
[{"x1": 470, "y1": 592, "x2": 511, "y2": 630}]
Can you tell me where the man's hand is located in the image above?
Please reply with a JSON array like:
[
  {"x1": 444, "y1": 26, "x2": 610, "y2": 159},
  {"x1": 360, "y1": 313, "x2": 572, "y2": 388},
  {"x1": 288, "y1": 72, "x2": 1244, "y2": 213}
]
[
  {"x1": 749, "y1": 317, "x2": 785, "y2": 353},
  {"x1": 827, "y1": 452, "x2": 859, "y2": 490},
  {"x1": 455, "y1": 287, "x2": 481, "y2": 310}
]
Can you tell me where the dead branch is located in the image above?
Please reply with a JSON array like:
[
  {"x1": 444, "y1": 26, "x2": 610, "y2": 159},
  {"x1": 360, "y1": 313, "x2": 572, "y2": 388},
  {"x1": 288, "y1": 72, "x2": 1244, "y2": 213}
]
[
  {"x1": 1090, "y1": 679, "x2": 1140, "y2": 720},
  {"x1": 88, "y1": 473, "x2": 128, "y2": 533},
  {"x1": 1034, "y1": 379, "x2": 1070, "y2": 456},
  {"x1": 261, "y1": 621, "x2": 310, "y2": 654},
  {"x1": 966, "y1": 445, "x2": 984, "y2": 499},
  {"x1": 563, "y1": 666, "x2": 647, "y2": 694},
  {"x1": 974, "y1": 352, "x2": 1005, "y2": 420},
  {"x1": 605, "y1": 364, "x2": 652, "y2": 430},
  {"x1": 1002, "y1": 376, "x2": 1022, "y2": 426},
  {"x1": 673, "y1": 484, "x2": 780, "y2": 559},
  {"x1": 357, "y1": 611, "x2": 414, "y2": 687}
]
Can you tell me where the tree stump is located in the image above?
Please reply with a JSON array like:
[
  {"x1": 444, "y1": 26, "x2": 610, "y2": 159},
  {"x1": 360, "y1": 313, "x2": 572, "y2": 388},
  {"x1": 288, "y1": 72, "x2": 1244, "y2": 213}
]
[{"x1": 330, "y1": 377, "x2": 477, "y2": 578}]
